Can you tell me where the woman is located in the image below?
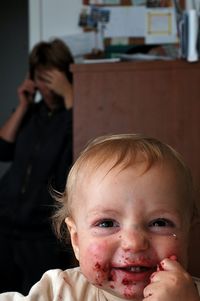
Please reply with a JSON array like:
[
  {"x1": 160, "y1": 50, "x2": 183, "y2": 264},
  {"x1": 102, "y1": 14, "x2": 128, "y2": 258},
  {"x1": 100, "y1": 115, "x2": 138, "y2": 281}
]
[{"x1": 0, "y1": 39, "x2": 77, "y2": 294}]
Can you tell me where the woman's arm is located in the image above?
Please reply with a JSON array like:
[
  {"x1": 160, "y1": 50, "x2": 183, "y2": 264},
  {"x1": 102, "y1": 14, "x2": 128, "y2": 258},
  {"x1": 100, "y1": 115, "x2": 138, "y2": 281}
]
[{"x1": 0, "y1": 78, "x2": 36, "y2": 142}]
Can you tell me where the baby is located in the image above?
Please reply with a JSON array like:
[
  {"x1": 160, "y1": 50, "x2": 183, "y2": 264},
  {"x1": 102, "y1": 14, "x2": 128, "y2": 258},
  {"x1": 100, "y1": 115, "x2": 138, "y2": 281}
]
[{"x1": 0, "y1": 133, "x2": 200, "y2": 301}]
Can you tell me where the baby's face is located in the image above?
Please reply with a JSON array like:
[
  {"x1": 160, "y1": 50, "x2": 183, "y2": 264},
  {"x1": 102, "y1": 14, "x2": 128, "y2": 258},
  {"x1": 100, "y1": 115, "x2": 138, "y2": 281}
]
[{"x1": 67, "y1": 161, "x2": 190, "y2": 300}]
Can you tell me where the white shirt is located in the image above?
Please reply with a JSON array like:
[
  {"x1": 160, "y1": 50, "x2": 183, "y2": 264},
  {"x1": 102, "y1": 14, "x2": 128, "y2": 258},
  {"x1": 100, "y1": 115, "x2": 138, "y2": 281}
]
[{"x1": 0, "y1": 267, "x2": 200, "y2": 301}]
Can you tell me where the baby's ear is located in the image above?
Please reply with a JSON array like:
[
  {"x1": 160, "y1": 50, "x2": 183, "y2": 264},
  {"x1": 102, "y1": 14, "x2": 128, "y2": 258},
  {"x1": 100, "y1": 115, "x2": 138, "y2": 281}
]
[{"x1": 65, "y1": 217, "x2": 80, "y2": 261}]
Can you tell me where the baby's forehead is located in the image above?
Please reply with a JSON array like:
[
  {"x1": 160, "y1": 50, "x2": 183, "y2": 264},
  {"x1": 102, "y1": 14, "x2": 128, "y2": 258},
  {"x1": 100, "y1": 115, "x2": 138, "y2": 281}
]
[
  {"x1": 77, "y1": 159, "x2": 191, "y2": 203},
  {"x1": 76, "y1": 158, "x2": 170, "y2": 193},
  {"x1": 78, "y1": 154, "x2": 171, "y2": 177},
  {"x1": 76, "y1": 156, "x2": 191, "y2": 200},
  {"x1": 71, "y1": 142, "x2": 191, "y2": 196}
]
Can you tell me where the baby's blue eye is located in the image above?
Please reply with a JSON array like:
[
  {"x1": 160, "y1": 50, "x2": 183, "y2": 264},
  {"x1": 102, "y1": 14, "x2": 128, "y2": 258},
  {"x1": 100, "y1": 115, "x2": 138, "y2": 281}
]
[
  {"x1": 96, "y1": 219, "x2": 119, "y2": 228},
  {"x1": 149, "y1": 218, "x2": 174, "y2": 228}
]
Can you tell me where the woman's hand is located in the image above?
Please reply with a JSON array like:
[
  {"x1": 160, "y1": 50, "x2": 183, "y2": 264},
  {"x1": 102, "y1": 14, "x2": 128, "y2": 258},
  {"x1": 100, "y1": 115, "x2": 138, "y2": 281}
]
[
  {"x1": 17, "y1": 77, "x2": 36, "y2": 109},
  {"x1": 143, "y1": 257, "x2": 200, "y2": 301},
  {"x1": 43, "y1": 69, "x2": 73, "y2": 109},
  {"x1": 0, "y1": 76, "x2": 36, "y2": 142}
]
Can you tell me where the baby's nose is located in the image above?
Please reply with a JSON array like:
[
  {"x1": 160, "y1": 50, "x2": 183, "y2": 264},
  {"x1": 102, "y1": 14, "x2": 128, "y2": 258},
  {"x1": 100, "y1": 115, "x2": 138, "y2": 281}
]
[{"x1": 121, "y1": 227, "x2": 150, "y2": 252}]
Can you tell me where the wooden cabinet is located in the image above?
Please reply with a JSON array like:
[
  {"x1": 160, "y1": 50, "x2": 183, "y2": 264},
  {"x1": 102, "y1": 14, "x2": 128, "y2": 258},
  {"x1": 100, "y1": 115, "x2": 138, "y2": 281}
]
[{"x1": 71, "y1": 59, "x2": 200, "y2": 277}]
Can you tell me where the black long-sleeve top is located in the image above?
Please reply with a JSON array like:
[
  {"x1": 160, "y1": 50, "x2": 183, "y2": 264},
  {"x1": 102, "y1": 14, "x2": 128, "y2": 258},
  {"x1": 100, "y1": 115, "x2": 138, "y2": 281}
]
[{"x1": 0, "y1": 101, "x2": 72, "y2": 238}]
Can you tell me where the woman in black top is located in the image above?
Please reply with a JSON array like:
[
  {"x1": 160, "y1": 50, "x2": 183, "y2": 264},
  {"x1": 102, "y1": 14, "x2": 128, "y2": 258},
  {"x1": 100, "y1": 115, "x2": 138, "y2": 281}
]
[{"x1": 0, "y1": 38, "x2": 77, "y2": 294}]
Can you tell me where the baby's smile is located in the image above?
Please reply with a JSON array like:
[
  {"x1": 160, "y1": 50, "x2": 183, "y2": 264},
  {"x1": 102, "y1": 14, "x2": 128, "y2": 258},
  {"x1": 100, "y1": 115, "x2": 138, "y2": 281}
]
[
  {"x1": 114, "y1": 264, "x2": 156, "y2": 273},
  {"x1": 110, "y1": 257, "x2": 157, "y2": 283}
]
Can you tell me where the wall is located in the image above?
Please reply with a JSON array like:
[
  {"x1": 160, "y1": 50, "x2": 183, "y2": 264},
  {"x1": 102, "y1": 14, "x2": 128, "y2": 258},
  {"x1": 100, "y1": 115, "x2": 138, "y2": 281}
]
[
  {"x1": 0, "y1": 1, "x2": 29, "y2": 177},
  {"x1": 29, "y1": 0, "x2": 83, "y2": 49}
]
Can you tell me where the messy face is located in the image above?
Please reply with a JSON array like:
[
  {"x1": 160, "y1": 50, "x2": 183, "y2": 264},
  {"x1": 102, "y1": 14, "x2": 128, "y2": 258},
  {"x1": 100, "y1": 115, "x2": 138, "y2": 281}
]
[{"x1": 67, "y1": 161, "x2": 190, "y2": 300}]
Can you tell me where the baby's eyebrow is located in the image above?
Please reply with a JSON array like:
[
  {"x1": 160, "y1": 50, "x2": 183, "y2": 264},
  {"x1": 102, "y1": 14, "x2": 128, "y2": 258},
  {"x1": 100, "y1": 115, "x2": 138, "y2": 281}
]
[
  {"x1": 148, "y1": 208, "x2": 182, "y2": 217},
  {"x1": 86, "y1": 208, "x2": 118, "y2": 218}
]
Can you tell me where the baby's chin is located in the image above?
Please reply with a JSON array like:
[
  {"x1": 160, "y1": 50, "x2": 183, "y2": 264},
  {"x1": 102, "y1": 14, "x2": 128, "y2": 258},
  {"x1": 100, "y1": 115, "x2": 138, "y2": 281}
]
[
  {"x1": 103, "y1": 289, "x2": 144, "y2": 300},
  {"x1": 98, "y1": 280, "x2": 147, "y2": 300}
]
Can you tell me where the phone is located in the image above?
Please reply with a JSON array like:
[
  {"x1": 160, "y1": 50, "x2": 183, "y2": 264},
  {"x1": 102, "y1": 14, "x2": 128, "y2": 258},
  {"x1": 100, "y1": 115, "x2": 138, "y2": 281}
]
[
  {"x1": 27, "y1": 72, "x2": 41, "y2": 103},
  {"x1": 33, "y1": 90, "x2": 41, "y2": 103}
]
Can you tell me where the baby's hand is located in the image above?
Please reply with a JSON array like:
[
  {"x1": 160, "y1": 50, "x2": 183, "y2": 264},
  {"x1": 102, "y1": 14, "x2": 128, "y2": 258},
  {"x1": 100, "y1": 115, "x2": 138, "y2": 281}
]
[{"x1": 143, "y1": 256, "x2": 200, "y2": 301}]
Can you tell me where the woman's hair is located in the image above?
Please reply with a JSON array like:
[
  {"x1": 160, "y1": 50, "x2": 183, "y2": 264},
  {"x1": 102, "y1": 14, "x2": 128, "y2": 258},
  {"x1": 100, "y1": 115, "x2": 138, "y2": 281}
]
[
  {"x1": 52, "y1": 133, "x2": 195, "y2": 242},
  {"x1": 29, "y1": 38, "x2": 74, "y2": 83}
]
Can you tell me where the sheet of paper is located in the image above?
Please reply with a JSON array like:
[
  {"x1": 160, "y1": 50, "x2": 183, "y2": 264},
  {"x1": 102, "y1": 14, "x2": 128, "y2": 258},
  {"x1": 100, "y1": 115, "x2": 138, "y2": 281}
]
[
  {"x1": 104, "y1": 6, "x2": 146, "y2": 38},
  {"x1": 61, "y1": 32, "x2": 103, "y2": 57},
  {"x1": 83, "y1": 57, "x2": 121, "y2": 63},
  {"x1": 145, "y1": 8, "x2": 178, "y2": 44}
]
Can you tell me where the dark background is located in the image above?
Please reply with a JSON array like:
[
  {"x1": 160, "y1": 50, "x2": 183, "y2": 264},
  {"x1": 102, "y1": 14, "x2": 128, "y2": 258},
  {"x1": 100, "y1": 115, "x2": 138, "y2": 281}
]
[{"x1": 0, "y1": 1, "x2": 28, "y2": 177}]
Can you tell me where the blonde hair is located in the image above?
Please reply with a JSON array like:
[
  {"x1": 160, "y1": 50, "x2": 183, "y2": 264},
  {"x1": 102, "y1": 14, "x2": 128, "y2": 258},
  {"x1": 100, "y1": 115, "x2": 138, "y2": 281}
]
[{"x1": 52, "y1": 133, "x2": 194, "y2": 242}]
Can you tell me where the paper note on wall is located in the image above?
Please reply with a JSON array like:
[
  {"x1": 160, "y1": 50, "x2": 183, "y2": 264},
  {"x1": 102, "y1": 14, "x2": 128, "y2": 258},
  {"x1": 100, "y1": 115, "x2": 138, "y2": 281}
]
[
  {"x1": 60, "y1": 32, "x2": 103, "y2": 57},
  {"x1": 102, "y1": 6, "x2": 177, "y2": 44},
  {"x1": 104, "y1": 6, "x2": 146, "y2": 38},
  {"x1": 145, "y1": 8, "x2": 178, "y2": 44}
]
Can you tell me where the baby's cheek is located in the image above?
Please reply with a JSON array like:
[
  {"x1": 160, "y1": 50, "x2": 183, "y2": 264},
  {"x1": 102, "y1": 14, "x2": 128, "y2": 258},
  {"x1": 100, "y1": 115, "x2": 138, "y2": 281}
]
[
  {"x1": 80, "y1": 242, "x2": 110, "y2": 286},
  {"x1": 156, "y1": 235, "x2": 186, "y2": 264}
]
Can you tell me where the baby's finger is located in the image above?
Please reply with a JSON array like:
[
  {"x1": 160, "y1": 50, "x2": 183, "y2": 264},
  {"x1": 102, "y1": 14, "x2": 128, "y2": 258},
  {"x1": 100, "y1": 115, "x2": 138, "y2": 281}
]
[
  {"x1": 143, "y1": 282, "x2": 158, "y2": 299},
  {"x1": 158, "y1": 257, "x2": 184, "y2": 273},
  {"x1": 149, "y1": 257, "x2": 183, "y2": 283}
]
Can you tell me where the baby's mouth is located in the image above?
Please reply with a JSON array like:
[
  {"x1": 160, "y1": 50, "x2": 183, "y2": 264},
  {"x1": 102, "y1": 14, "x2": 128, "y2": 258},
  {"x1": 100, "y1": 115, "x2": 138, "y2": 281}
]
[
  {"x1": 120, "y1": 266, "x2": 153, "y2": 273},
  {"x1": 110, "y1": 264, "x2": 157, "y2": 282},
  {"x1": 115, "y1": 264, "x2": 156, "y2": 274},
  {"x1": 110, "y1": 258, "x2": 158, "y2": 282}
]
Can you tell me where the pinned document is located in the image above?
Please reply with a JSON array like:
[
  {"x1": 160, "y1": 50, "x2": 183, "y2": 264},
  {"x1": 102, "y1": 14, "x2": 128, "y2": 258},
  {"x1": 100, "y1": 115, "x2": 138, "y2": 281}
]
[
  {"x1": 61, "y1": 32, "x2": 103, "y2": 57},
  {"x1": 145, "y1": 8, "x2": 178, "y2": 44},
  {"x1": 104, "y1": 6, "x2": 146, "y2": 38}
]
